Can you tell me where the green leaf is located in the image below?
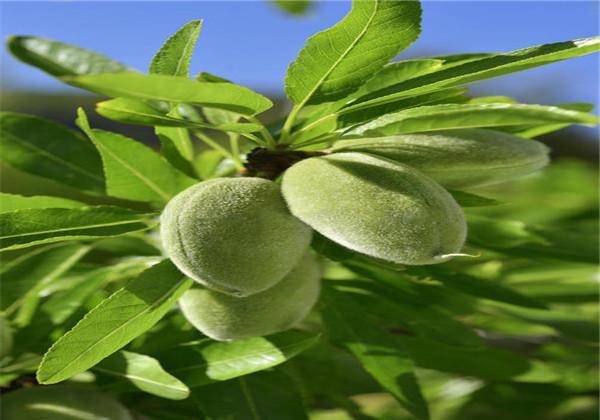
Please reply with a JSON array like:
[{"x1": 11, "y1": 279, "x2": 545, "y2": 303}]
[
  {"x1": 352, "y1": 36, "x2": 600, "y2": 111},
  {"x1": 272, "y1": 0, "x2": 312, "y2": 15},
  {"x1": 40, "y1": 261, "x2": 148, "y2": 325},
  {"x1": 195, "y1": 72, "x2": 243, "y2": 126},
  {"x1": 0, "y1": 193, "x2": 85, "y2": 213},
  {"x1": 335, "y1": 277, "x2": 482, "y2": 349},
  {"x1": 337, "y1": 87, "x2": 469, "y2": 127},
  {"x1": 402, "y1": 337, "x2": 531, "y2": 379},
  {"x1": 96, "y1": 98, "x2": 261, "y2": 133},
  {"x1": 415, "y1": 269, "x2": 548, "y2": 309},
  {"x1": 351, "y1": 58, "x2": 444, "y2": 99},
  {"x1": 468, "y1": 217, "x2": 599, "y2": 263},
  {"x1": 495, "y1": 305, "x2": 599, "y2": 343},
  {"x1": 285, "y1": 0, "x2": 421, "y2": 105},
  {"x1": 0, "y1": 206, "x2": 152, "y2": 251},
  {"x1": 194, "y1": 150, "x2": 225, "y2": 180},
  {"x1": 0, "y1": 243, "x2": 89, "y2": 314},
  {"x1": 95, "y1": 350, "x2": 190, "y2": 400},
  {"x1": 194, "y1": 370, "x2": 308, "y2": 420},
  {"x1": 150, "y1": 20, "x2": 202, "y2": 78},
  {"x1": 7, "y1": 35, "x2": 131, "y2": 77},
  {"x1": 76, "y1": 108, "x2": 196, "y2": 205},
  {"x1": 37, "y1": 260, "x2": 192, "y2": 384},
  {"x1": 164, "y1": 331, "x2": 320, "y2": 387},
  {"x1": 503, "y1": 102, "x2": 596, "y2": 138},
  {"x1": 65, "y1": 73, "x2": 272, "y2": 115},
  {"x1": 321, "y1": 286, "x2": 430, "y2": 420},
  {"x1": 447, "y1": 190, "x2": 502, "y2": 207},
  {"x1": 0, "y1": 112, "x2": 104, "y2": 193},
  {"x1": 347, "y1": 103, "x2": 599, "y2": 135}
]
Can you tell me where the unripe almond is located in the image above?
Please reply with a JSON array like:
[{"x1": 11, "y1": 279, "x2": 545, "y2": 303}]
[
  {"x1": 332, "y1": 129, "x2": 550, "y2": 188},
  {"x1": 179, "y1": 252, "x2": 321, "y2": 341},
  {"x1": 1, "y1": 385, "x2": 133, "y2": 420},
  {"x1": 160, "y1": 177, "x2": 313, "y2": 297},
  {"x1": 281, "y1": 152, "x2": 466, "y2": 265}
]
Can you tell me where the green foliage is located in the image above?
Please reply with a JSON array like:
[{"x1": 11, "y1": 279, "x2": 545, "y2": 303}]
[
  {"x1": 65, "y1": 73, "x2": 273, "y2": 115},
  {"x1": 285, "y1": 0, "x2": 421, "y2": 106},
  {"x1": 1, "y1": 2, "x2": 598, "y2": 419},
  {"x1": 0, "y1": 112, "x2": 104, "y2": 194},
  {"x1": 37, "y1": 261, "x2": 191, "y2": 384},
  {"x1": 1, "y1": 384, "x2": 134, "y2": 419},
  {"x1": 7, "y1": 35, "x2": 131, "y2": 77},
  {"x1": 160, "y1": 177, "x2": 313, "y2": 296}
]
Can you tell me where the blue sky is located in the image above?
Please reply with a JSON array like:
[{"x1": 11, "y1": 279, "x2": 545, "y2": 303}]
[{"x1": 1, "y1": 1, "x2": 598, "y2": 108}]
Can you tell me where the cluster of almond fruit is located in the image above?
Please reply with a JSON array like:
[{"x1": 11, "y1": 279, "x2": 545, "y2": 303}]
[{"x1": 161, "y1": 128, "x2": 549, "y2": 341}]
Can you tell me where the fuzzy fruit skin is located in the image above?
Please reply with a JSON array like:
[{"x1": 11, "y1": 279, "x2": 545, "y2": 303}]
[
  {"x1": 179, "y1": 252, "x2": 321, "y2": 341},
  {"x1": 160, "y1": 177, "x2": 313, "y2": 297},
  {"x1": 332, "y1": 129, "x2": 550, "y2": 188},
  {"x1": 1, "y1": 385, "x2": 133, "y2": 420},
  {"x1": 282, "y1": 152, "x2": 466, "y2": 265}
]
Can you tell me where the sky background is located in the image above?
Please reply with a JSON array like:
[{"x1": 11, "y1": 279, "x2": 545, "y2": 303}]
[{"x1": 0, "y1": 0, "x2": 598, "y2": 109}]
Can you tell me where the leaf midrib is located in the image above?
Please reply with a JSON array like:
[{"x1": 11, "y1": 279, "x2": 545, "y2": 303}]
[
  {"x1": 93, "y1": 365, "x2": 188, "y2": 394},
  {"x1": 93, "y1": 136, "x2": 171, "y2": 202},
  {"x1": 296, "y1": 0, "x2": 380, "y2": 108},
  {"x1": 0, "y1": 217, "x2": 146, "y2": 240},
  {"x1": 3, "y1": 132, "x2": 104, "y2": 184},
  {"x1": 40, "y1": 276, "x2": 187, "y2": 383}
]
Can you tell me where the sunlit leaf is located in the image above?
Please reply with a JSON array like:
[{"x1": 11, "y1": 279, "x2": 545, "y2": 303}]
[
  {"x1": 285, "y1": 0, "x2": 421, "y2": 105},
  {"x1": 0, "y1": 206, "x2": 152, "y2": 251},
  {"x1": 37, "y1": 260, "x2": 192, "y2": 384}
]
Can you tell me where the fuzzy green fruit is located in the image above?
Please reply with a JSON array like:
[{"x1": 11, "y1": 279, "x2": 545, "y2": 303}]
[
  {"x1": 1, "y1": 385, "x2": 132, "y2": 420},
  {"x1": 281, "y1": 152, "x2": 466, "y2": 265},
  {"x1": 160, "y1": 177, "x2": 313, "y2": 297},
  {"x1": 179, "y1": 252, "x2": 321, "y2": 341},
  {"x1": 332, "y1": 129, "x2": 550, "y2": 188}
]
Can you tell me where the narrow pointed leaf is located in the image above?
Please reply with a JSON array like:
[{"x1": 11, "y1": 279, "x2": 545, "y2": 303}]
[
  {"x1": 322, "y1": 286, "x2": 430, "y2": 420},
  {"x1": 37, "y1": 260, "x2": 192, "y2": 384},
  {"x1": 351, "y1": 58, "x2": 444, "y2": 99},
  {"x1": 418, "y1": 269, "x2": 548, "y2": 309},
  {"x1": 95, "y1": 350, "x2": 190, "y2": 400},
  {"x1": 352, "y1": 36, "x2": 600, "y2": 111},
  {"x1": 194, "y1": 371, "x2": 308, "y2": 420},
  {"x1": 7, "y1": 35, "x2": 131, "y2": 77},
  {"x1": 0, "y1": 112, "x2": 104, "y2": 193},
  {"x1": 77, "y1": 109, "x2": 196, "y2": 204},
  {"x1": 196, "y1": 72, "x2": 242, "y2": 126},
  {"x1": 348, "y1": 103, "x2": 599, "y2": 135},
  {"x1": 402, "y1": 337, "x2": 531, "y2": 379},
  {"x1": 338, "y1": 87, "x2": 469, "y2": 127},
  {"x1": 446, "y1": 190, "x2": 502, "y2": 207},
  {"x1": 0, "y1": 193, "x2": 85, "y2": 213},
  {"x1": 285, "y1": 0, "x2": 421, "y2": 105},
  {"x1": 65, "y1": 73, "x2": 272, "y2": 115},
  {"x1": 0, "y1": 206, "x2": 153, "y2": 251},
  {"x1": 96, "y1": 98, "x2": 261, "y2": 133},
  {"x1": 0, "y1": 243, "x2": 89, "y2": 313},
  {"x1": 164, "y1": 331, "x2": 320, "y2": 386},
  {"x1": 150, "y1": 20, "x2": 202, "y2": 78}
]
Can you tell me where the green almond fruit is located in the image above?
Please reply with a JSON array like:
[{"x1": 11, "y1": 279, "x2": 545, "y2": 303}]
[
  {"x1": 1, "y1": 385, "x2": 133, "y2": 420},
  {"x1": 332, "y1": 129, "x2": 550, "y2": 188},
  {"x1": 179, "y1": 252, "x2": 321, "y2": 341},
  {"x1": 160, "y1": 177, "x2": 312, "y2": 297},
  {"x1": 281, "y1": 152, "x2": 466, "y2": 265}
]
